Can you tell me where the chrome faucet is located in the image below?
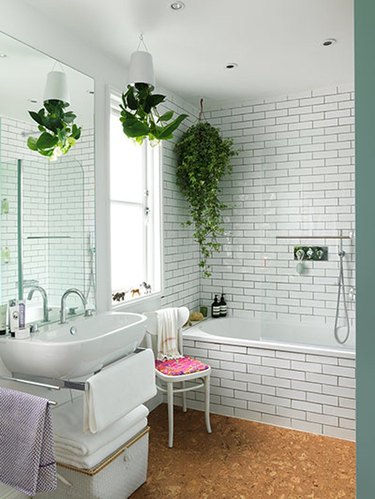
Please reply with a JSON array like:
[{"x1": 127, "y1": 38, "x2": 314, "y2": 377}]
[
  {"x1": 60, "y1": 288, "x2": 88, "y2": 324},
  {"x1": 27, "y1": 286, "x2": 49, "y2": 323}
]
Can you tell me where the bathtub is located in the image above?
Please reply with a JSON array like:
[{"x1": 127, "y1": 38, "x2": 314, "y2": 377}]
[
  {"x1": 182, "y1": 317, "x2": 355, "y2": 441},
  {"x1": 185, "y1": 317, "x2": 355, "y2": 357}
]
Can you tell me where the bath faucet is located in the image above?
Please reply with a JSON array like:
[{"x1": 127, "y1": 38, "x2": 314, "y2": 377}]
[
  {"x1": 27, "y1": 285, "x2": 49, "y2": 323},
  {"x1": 60, "y1": 288, "x2": 88, "y2": 324}
]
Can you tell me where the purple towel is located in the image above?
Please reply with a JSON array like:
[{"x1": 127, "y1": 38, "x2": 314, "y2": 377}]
[{"x1": 0, "y1": 387, "x2": 57, "y2": 496}]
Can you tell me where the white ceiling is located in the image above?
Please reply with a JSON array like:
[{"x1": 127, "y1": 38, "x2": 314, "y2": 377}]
[
  {"x1": 0, "y1": 32, "x2": 94, "y2": 126},
  {"x1": 20, "y1": 0, "x2": 353, "y2": 106}
]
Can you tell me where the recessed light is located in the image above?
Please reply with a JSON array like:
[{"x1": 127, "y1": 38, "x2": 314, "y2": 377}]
[
  {"x1": 225, "y1": 63, "x2": 238, "y2": 70},
  {"x1": 0, "y1": 53, "x2": 7, "y2": 58},
  {"x1": 27, "y1": 99, "x2": 38, "y2": 104},
  {"x1": 171, "y1": 2, "x2": 185, "y2": 10},
  {"x1": 323, "y1": 38, "x2": 337, "y2": 47}
]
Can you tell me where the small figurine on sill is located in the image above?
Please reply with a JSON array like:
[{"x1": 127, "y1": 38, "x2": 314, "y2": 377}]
[
  {"x1": 140, "y1": 282, "x2": 152, "y2": 294},
  {"x1": 112, "y1": 291, "x2": 125, "y2": 302},
  {"x1": 130, "y1": 288, "x2": 141, "y2": 298}
]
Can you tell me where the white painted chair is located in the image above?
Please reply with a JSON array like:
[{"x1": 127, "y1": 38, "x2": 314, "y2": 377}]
[{"x1": 145, "y1": 306, "x2": 212, "y2": 448}]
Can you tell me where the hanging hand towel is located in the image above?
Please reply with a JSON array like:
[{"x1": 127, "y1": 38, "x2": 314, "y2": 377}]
[
  {"x1": 156, "y1": 307, "x2": 183, "y2": 361},
  {"x1": 0, "y1": 388, "x2": 57, "y2": 496},
  {"x1": 84, "y1": 348, "x2": 156, "y2": 433}
]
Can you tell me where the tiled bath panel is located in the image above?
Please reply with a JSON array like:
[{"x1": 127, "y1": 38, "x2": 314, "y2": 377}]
[{"x1": 181, "y1": 337, "x2": 355, "y2": 441}]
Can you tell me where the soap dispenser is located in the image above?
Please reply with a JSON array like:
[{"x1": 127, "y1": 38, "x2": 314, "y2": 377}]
[
  {"x1": 219, "y1": 293, "x2": 227, "y2": 317},
  {"x1": 211, "y1": 295, "x2": 220, "y2": 318}
]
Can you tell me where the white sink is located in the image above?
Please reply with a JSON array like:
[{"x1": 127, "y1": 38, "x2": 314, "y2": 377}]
[{"x1": 0, "y1": 312, "x2": 146, "y2": 379}]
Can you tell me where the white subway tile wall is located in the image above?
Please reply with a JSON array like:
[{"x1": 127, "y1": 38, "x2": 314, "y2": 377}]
[
  {"x1": 159, "y1": 93, "x2": 201, "y2": 311},
  {"x1": 200, "y1": 86, "x2": 355, "y2": 327}
]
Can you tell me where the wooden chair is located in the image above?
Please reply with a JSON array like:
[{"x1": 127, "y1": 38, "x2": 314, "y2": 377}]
[{"x1": 145, "y1": 306, "x2": 212, "y2": 448}]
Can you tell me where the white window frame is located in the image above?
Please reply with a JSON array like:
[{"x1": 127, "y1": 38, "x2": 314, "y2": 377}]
[{"x1": 109, "y1": 91, "x2": 163, "y2": 308}]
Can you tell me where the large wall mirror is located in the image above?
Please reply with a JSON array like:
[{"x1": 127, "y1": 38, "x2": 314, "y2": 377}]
[{"x1": 0, "y1": 31, "x2": 95, "y2": 325}]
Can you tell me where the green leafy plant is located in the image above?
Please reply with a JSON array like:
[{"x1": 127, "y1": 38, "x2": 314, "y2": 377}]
[
  {"x1": 120, "y1": 83, "x2": 188, "y2": 145},
  {"x1": 27, "y1": 99, "x2": 81, "y2": 160},
  {"x1": 175, "y1": 121, "x2": 237, "y2": 277}
]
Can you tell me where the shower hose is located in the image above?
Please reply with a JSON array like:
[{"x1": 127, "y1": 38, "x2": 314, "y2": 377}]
[{"x1": 334, "y1": 249, "x2": 350, "y2": 344}]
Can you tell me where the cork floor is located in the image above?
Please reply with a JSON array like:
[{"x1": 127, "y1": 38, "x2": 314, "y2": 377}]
[{"x1": 132, "y1": 404, "x2": 355, "y2": 499}]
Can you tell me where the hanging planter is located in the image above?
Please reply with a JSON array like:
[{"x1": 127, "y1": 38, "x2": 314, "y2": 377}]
[
  {"x1": 175, "y1": 100, "x2": 237, "y2": 277},
  {"x1": 120, "y1": 35, "x2": 188, "y2": 145},
  {"x1": 120, "y1": 83, "x2": 188, "y2": 145},
  {"x1": 27, "y1": 70, "x2": 82, "y2": 160}
]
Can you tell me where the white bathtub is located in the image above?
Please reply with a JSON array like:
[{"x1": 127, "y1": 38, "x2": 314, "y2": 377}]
[
  {"x1": 184, "y1": 317, "x2": 355, "y2": 358},
  {"x1": 182, "y1": 316, "x2": 355, "y2": 440}
]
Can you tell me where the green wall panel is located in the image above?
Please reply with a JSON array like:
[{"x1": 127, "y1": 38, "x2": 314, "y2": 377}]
[{"x1": 356, "y1": 0, "x2": 375, "y2": 496}]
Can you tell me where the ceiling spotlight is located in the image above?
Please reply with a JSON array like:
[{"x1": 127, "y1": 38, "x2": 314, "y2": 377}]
[
  {"x1": 323, "y1": 38, "x2": 337, "y2": 47},
  {"x1": 171, "y1": 2, "x2": 185, "y2": 10},
  {"x1": 225, "y1": 63, "x2": 238, "y2": 70},
  {"x1": 0, "y1": 53, "x2": 7, "y2": 58}
]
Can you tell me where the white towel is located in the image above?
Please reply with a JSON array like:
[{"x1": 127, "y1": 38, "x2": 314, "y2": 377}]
[
  {"x1": 53, "y1": 398, "x2": 148, "y2": 456},
  {"x1": 53, "y1": 400, "x2": 148, "y2": 469},
  {"x1": 56, "y1": 419, "x2": 147, "y2": 470},
  {"x1": 156, "y1": 308, "x2": 183, "y2": 360},
  {"x1": 0, "y1": 388, "x2": 57, "y2": 496},
  {"x1": 84, "y1": 348, "x2": 156, "y2": 433}
]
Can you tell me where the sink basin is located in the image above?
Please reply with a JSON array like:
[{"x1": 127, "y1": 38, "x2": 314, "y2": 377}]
[{"x1": 0, "y1": 312, "x2": 147, "y2": 379}]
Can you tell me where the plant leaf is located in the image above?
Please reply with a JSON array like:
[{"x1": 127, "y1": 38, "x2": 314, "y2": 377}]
[
  {"x1": 126, "y1": 88, "x2": 138, "y2": 110},
  {"x1": 64, "y1": 111, "x2": 76, "y2": 123},
  {"x1": 27, "y1": 136, "x2": 38, "y2": 151},
  {"x1": 143, "y1": 94, "x2": 165, "y2": 113},
  {"x1": 156, "y1": 114, "x2": 188, "y2": 140},
  {"x1": 158, "y1": 110, "x2": 174, "y2": 122},
  {"x1": 29, "y1": 111, "x2": 45, "y2": 126},
  {"x1": 36, "y1": 132, "x2": 58, "y2": 150},
  {"x1": 121, "y1": 111, "x2": 149, "y2": 137}
]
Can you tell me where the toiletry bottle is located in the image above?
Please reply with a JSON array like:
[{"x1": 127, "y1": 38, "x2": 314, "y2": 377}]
[
  {"x1": 219, "y1": 293, "x2": 227, "y2": 317},
  {"x1": 2, "y1": 246, "x2": 10, "y2": 264},
  {"x1": 18, "y1": 300, "x2": 26, "y2": 330},
  {"x1": 9, "y1": 299, "x2": 18, "y2": 337},
  {"x1": 14, "y1": 300, "x2": 30, "y2": 339},
  {"x1": 0, "y1": 303, "x2": 7, "y2": 335},
  {"x1": 1, "y1": 198, "x2": 9, "y2": 215},
  {"x1": 211, "y1": 295, "x2": 220, "y2": 318}
]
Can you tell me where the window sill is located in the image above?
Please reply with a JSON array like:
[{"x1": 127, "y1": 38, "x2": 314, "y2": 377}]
[{"x1": 112, "y1": 292, "x2": 163, "y2": 314}]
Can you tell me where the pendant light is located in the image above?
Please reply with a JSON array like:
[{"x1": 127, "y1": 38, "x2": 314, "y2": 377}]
[
  {"x1": 128, "y1": 34, "x2": 155, "y2": 89},
  {"x1": 43, "y1": 62, "x2": 70, "y2": 105}
]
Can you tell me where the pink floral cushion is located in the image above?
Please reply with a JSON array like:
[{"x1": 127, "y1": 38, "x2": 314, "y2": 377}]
[{"x1": 155, "y1": 356, "x2": 209, "y2": 376}]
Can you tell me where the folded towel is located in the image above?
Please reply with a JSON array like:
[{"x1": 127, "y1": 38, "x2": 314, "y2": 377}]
[
  {"x1": 84, "y1": 348, "x2": 156, "y2": 433},
  {"x1": 53, "y1": 398, "x2": 148, "y2": 457},
  {"x1": 56, "y1": 418, "x2": 147, "y2": 469},
  {"x1": 156, "y1": 308, "x2": 183, "y2": 360},
  {"x1": 0, "y1": 387, "x2": 57, "y2": 496}
]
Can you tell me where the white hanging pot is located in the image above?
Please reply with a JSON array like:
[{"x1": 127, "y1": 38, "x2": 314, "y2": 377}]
[
  {"x1": 44, "y1": 70, "x2": 70, "y2": 105},
  {"x1": 128, "y1": 50, "x2": 155, "y2": 89}
]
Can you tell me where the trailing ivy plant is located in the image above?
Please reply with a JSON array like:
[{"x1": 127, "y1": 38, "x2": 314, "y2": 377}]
[
  {"x1": 175, "y1": 121, "x2": 237, "y2": 277},
  {"x1": 27, "y1": 99, "x2": 81, "y2": 160},
  {"x1": 120, "y1": 83, "x2": 188, "y2": 145}
]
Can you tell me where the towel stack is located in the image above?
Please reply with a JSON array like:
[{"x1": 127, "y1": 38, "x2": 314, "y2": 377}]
[{"x1": 53, "y1": 398, "x2": 149, "y2": 470}]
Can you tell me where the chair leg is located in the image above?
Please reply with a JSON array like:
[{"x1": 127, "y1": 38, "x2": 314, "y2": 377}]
[
  {"x1": 182, "y1": 381, "x2": 187, "y2": 412},
  {"x1": 167, "y1": 382, "x2": 174, "y2": 448},
  {"x1": 204, "y1": 375, "x2": 212, "y2": 434}
]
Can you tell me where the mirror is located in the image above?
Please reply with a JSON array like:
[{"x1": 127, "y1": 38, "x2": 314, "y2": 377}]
[{"x1": 0, "y1": 32, "x2": 95, "y2": 325}]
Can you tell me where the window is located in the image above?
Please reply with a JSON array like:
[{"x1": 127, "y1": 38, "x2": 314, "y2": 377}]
[{"x1": 110, "y1": 93, "x2": 161, "y2": 303}]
